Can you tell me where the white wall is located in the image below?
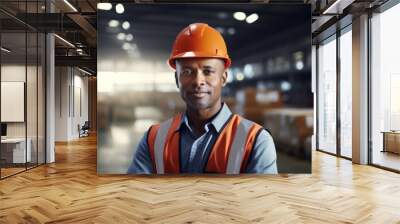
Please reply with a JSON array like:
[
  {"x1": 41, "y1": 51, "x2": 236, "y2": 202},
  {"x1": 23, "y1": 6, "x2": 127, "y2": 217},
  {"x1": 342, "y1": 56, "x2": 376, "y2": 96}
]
[
  {"x1": 1, "y1": 65, "x2": 38, "y2": 138},
  {"x1": 55, "y1": 66, "x2": 69, "y2": 141},
  {"x1": 55, "y1": 67, "x2": 89, "y2": 141},
  {"x1": 1, "y1": 65, "x2": 26, "y2": 134},
  {"x1": 71, "y1": 72, "x2": 89, "y2": 138},
  {"x1": 1, "y1": 63, "x2": 46, "y2": 164}
]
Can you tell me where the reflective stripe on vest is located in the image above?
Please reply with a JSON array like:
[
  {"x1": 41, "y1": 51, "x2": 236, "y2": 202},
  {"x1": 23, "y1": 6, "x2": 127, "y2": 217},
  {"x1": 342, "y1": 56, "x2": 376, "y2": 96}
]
[
  {"x1": 148, "y1": 114, "x2": 182, "y2": 174},
  {"x1": 147, "y1": 114, "x2": 262, "y2": 174},
  {"x1": 226, "y1": 118, "x2": 258, "y2": 174}
]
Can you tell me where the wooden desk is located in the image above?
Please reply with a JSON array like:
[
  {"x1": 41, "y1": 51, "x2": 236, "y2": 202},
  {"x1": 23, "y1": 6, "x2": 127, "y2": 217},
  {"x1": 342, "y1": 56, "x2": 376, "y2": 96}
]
[
  {"x1": 382, "y1": 131, "x2": 400, "y2": 154},
  {"x1": 1, "y1": 138, "x2": 31, "y2": 163}
]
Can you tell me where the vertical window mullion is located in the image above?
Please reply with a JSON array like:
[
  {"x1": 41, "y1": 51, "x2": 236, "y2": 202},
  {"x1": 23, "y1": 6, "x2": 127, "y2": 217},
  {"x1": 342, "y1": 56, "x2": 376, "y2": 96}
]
[
  {"x1": 25, "y1": 0, "x2": 28, "y2": 171},
  {"x1": 336, "y1": 29, "x2": 341, "y2": 157},
  {"x1": 316, "y1": 44, "x2": 320, "y2": 150}
]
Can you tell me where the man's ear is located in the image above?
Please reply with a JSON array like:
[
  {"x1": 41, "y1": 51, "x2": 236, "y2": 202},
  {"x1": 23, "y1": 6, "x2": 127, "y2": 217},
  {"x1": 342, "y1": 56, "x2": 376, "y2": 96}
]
[
  {"x1": 221, "y1": 70, "x2": 228, "y2": 87},
  {"x1": 175, "y1": 72, "x2": 179, "y2": 88}
]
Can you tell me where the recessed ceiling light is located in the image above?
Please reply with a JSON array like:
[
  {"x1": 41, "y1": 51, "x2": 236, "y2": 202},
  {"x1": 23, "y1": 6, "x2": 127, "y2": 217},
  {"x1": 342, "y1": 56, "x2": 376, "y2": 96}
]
[
  {"x1": 117, "y1": 33, "x2": 125, "y2": 40},
  {"x1": 295, "y1": 61, "x2": 304, "y2": 70},
  {"x1": 246, "y1": 13, "x2": 259, "y2": 24},
  {"x1": 122, "y1": 21, "x2": 130, "y2": 30},
  {"x1": 115, "y1": 3, "x2": 124, "y2": 14},
  {"x1": 233, "y1": 12, "x2": 246, "y2": 21},
  {"x1": 108, "y1": 20, "x2": 119, "y2": 28},
  {"x1": 125, "y1": 34, "x2": 133, "y2": 41},
  {"x1": 97, "y1": 3, "x2": 112, "y2": 11}
]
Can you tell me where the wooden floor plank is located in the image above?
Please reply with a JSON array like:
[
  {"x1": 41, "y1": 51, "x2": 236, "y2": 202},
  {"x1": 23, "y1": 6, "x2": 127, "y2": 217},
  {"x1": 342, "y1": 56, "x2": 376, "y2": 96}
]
[{"x1": 0, "y1": 134, "x2": 400, "y2": 223}]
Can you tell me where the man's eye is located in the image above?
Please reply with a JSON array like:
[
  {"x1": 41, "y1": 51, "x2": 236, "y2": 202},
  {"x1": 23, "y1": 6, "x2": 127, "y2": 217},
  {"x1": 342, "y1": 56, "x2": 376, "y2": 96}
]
[
  {"x1": 182, "y1": 69, "x2": 192, "y2": 76},
  {"x1": 203, "y1": 70, "x2": 214, "y2": 75}
]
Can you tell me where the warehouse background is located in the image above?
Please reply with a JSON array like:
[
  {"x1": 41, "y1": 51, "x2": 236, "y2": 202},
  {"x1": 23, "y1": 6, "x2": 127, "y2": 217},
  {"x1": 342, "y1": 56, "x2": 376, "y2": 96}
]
[{"x1": 97, "y1": 4, "x2": 312, "y2": 174}]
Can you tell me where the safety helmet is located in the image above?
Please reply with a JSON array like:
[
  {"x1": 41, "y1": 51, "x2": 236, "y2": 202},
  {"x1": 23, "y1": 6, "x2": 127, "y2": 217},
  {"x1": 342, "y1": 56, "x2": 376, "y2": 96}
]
[{"x1": 168, "y1": 23, "x2": 231, "y2": 69}]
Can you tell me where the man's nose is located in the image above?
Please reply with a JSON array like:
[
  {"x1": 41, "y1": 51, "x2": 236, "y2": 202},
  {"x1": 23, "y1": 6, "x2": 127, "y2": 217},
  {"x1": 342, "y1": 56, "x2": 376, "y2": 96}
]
[{"x1": 192, "y1": 70, "x2": 206, "y2": 86}]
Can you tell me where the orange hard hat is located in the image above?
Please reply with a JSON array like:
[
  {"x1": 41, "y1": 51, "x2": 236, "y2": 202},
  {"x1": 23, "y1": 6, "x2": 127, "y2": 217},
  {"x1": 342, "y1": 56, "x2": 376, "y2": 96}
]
[{"x1": 168, "y1": 23, "x2": 231, "y2": 69}]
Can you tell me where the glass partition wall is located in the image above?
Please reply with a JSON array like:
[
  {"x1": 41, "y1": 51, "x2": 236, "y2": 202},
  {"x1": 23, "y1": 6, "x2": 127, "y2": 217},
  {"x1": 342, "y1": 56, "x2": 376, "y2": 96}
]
[
  {"x1": 370, "y1": 2, "x2": 400, "y2": 171},
  {"x1": 0, "y1": 1, "x2": 46, "y2": 179},
  {"x1": 339, "y1": 27, "x2": 352, "y2": 159},
  {"x1": 316, "y1": 25, "x2": 353, "y2": 159},
  {"x1": 317, "y1": 0, "x2": 400, "y2": 172},
  {"x1": 317, "y1": 35, "x2": 337, "y2": 155}
]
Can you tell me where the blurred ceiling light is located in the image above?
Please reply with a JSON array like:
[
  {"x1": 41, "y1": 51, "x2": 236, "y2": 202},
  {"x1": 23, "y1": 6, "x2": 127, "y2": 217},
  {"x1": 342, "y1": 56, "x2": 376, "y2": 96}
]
[
  {"x1": 97, "y1": 3, "x2": 112, "y2": 10},
  {"x1": 125, "y1": 34, "x2": 133, "y2": 41},
  {"x1": 116, "y1": 33, "x2": 125, "y2": 40},
  {"x1": 281, "y1": 81, "x2": 291, "y2": 91},
  {"x1": 295, "y1": 61, "x2": 304, "y2": 70},
  {"x1": 111, "y1": 125, "x2": 133, "y2": 146},
  {"x1": 122, "y1": 21, "x2": 130, "y2": 30},
  {"x1": 115, "y1": 3, "x2": 124, "y2": 14},
  {"x1": 236, "y1": 72, "x2": 245, "y2": 81},
  {"x1": 217, "y1": 12, "x2": 228, "y2": 19},
  {"x1": 216, "y1": 27, "x2": 225, "y2": 34},
  {"x1": 293, "y1": 51, "x2": 304, "y2": 60},
  {"x1": 54, "y1": 34, "x2": 75, "y2": 48},
  {"x1": 1, "y1": 47, "x2": 11, "y2": 53},
  {"x1": 227, "y1": 27, "x2": 236, "y2": 35},
  {"x1": 63, "y1": 0, "x2": 78, "y2": 12},
  {"x1": 246, "y1": 13, "x2": 259, "y2": 24},
  {"x1": 244, "y1": 64, "x2": 254, "y2": 78},
  {"x1": 108, "y1": 20, "x2": 119, "y2": 28},
  {"x1": 233, "y1": 12, "x2": 246, "y2": 21},
  {"x1": 122, "y1": 43, "x2": 132, "y2": 50},
  {"x1": 76, "y1": 48, "x2": 83, "y2": 52},
  {"x1": 227, "y1": 69, "x2": 233, "y2": 83}
]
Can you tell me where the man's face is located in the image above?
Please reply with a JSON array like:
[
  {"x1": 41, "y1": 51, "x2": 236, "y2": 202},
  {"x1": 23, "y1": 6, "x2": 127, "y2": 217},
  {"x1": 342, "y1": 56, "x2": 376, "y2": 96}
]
[{"x1": 175, "y1": 58, "x2": 227, "y2": 111}]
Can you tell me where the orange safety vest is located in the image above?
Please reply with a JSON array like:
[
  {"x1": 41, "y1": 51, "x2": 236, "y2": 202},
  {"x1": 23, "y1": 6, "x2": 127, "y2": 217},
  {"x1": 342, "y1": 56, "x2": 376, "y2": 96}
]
[{"x1": 147, "y1": 114, "x2": 263, "y2": 174}]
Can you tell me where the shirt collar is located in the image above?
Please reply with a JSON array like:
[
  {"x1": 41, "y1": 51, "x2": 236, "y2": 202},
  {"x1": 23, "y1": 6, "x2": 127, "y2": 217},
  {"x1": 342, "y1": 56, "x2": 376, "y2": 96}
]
[{"x1": 176, "y1": 103, "x2": 232, "y2": 133}]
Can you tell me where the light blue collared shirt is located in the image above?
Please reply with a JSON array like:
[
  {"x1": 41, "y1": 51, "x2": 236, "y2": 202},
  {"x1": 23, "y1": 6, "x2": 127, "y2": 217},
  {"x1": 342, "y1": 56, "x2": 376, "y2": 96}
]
[{"x1": 128, "y1": 103, "x2": 277, "y2": 174}]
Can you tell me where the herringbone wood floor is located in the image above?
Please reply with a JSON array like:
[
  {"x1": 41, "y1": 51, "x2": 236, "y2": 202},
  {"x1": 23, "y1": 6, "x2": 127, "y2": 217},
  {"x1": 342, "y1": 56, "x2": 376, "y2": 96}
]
[{"x1": 1, "y1": 135, "x2": 400, "y2": 224}]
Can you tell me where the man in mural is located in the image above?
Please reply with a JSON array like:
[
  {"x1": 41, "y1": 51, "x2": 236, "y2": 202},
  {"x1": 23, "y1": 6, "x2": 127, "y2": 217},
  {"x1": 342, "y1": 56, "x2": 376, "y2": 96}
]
[{"x1": 128, "y1": 23, "x2": 277, "y2": 174}]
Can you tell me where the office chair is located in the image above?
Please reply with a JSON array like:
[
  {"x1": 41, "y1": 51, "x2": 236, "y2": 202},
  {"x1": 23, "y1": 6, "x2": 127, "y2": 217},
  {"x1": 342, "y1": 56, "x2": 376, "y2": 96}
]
[{"x1": 79, "y1": 121, "x2": 90, "y2": 138}]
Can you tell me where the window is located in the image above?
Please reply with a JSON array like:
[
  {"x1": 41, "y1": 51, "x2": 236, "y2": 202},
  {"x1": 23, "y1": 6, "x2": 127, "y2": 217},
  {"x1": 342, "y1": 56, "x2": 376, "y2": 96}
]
[
  {"x1": 317, "y1": 36, "x2": 337, "y2": 154},
  {"x1": 339, "y1": 28, "x2": 352, "y2": 158},
  {"x1": 370, "y1": 2, "x2": 400, "y2": 171}
]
